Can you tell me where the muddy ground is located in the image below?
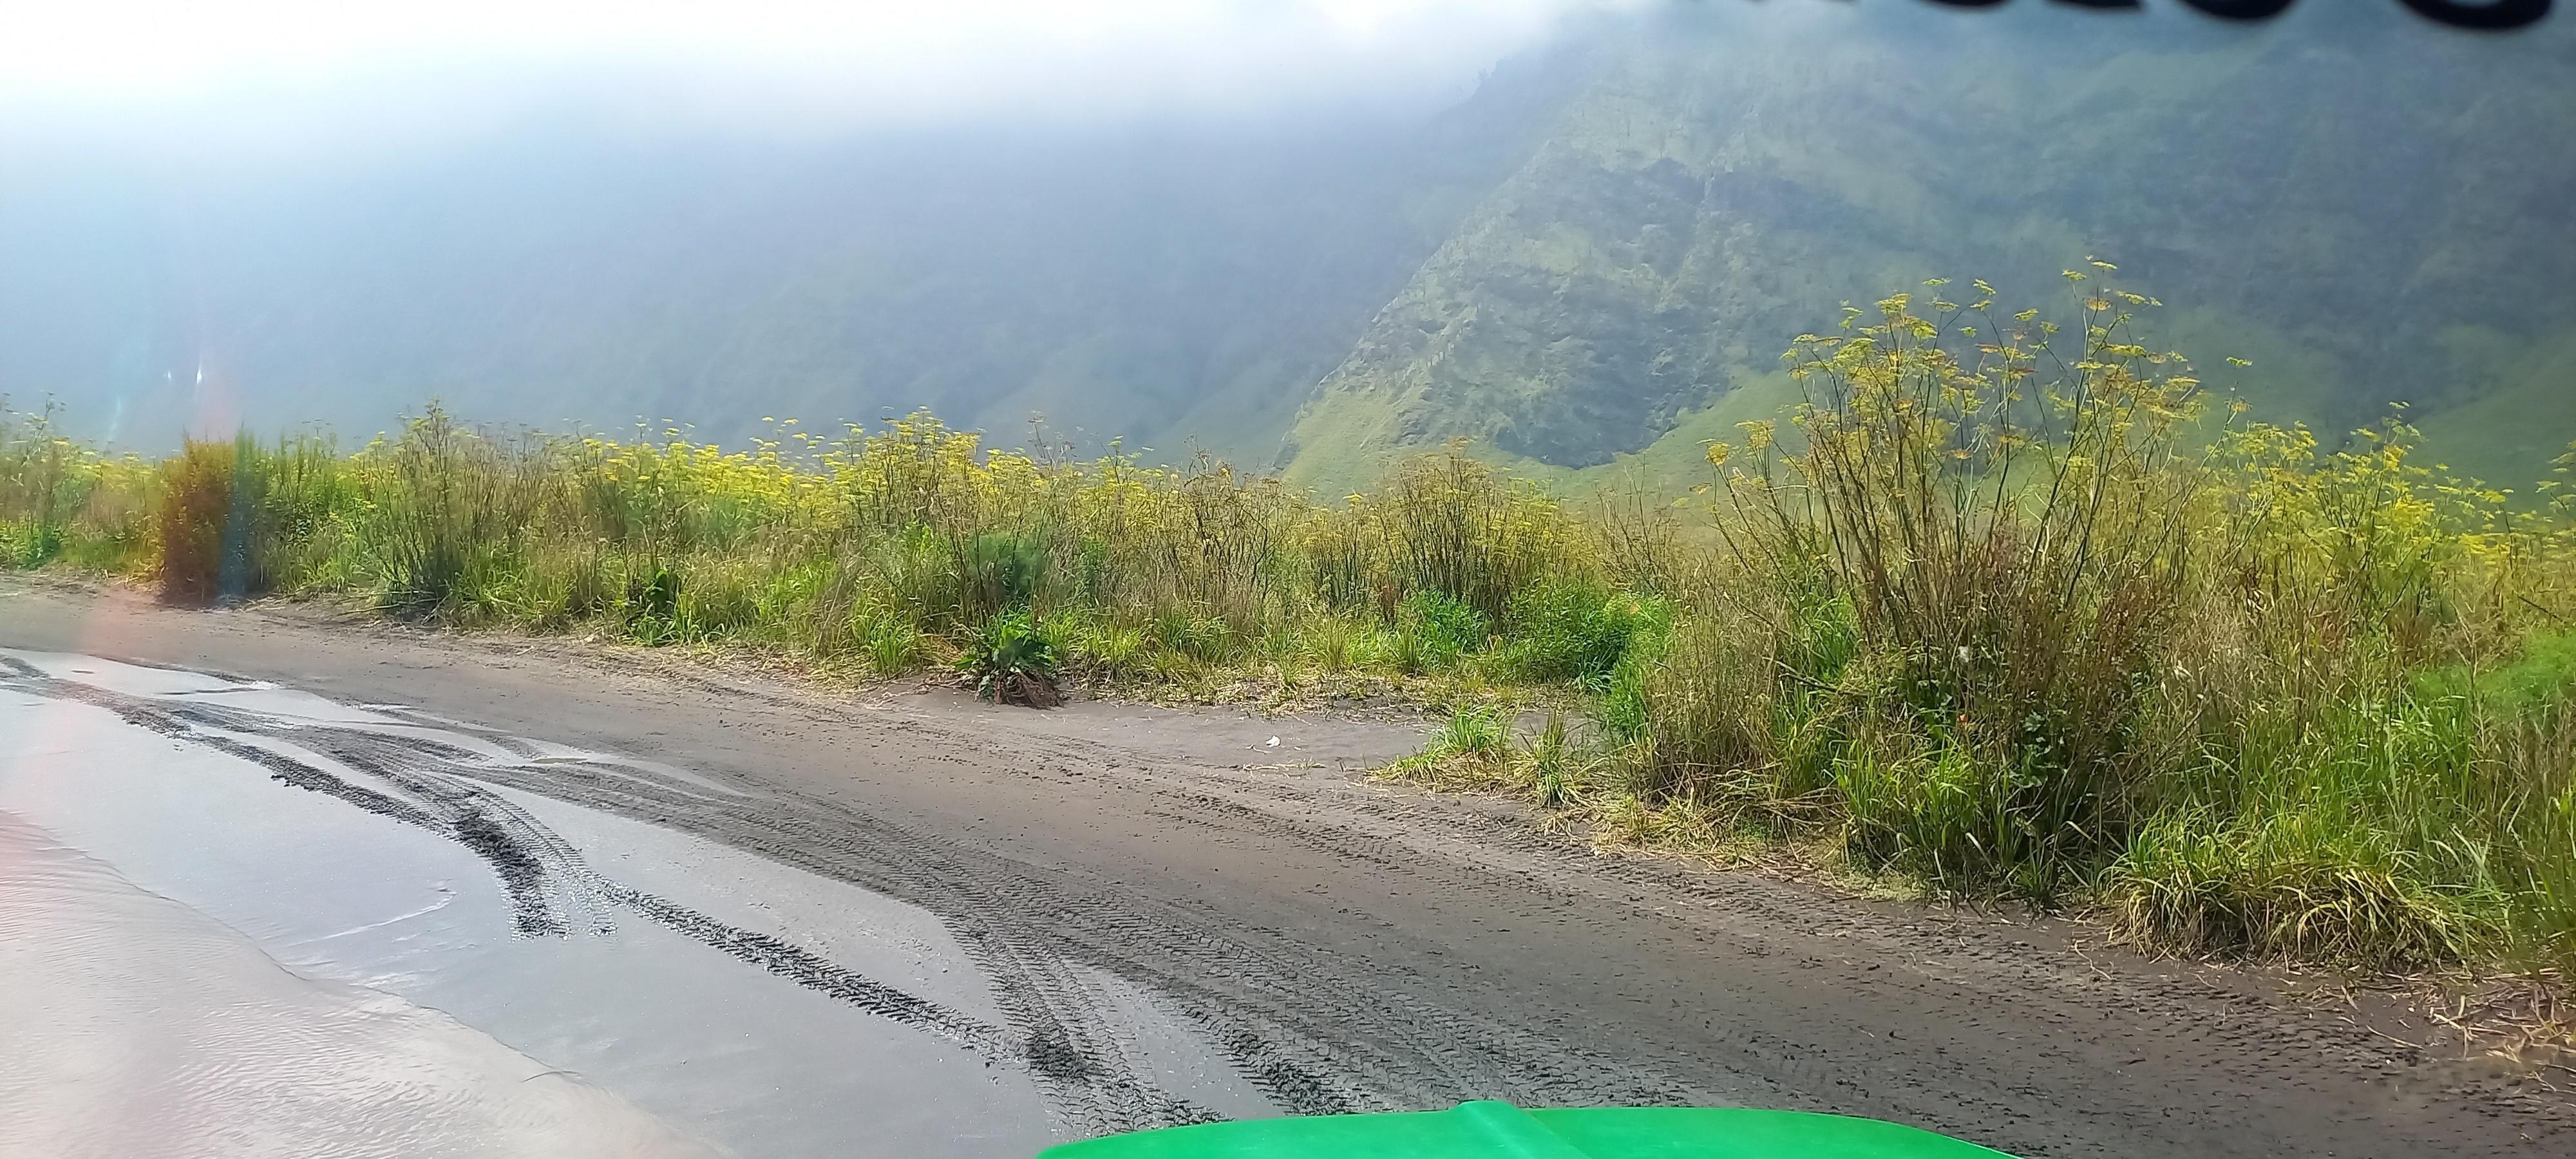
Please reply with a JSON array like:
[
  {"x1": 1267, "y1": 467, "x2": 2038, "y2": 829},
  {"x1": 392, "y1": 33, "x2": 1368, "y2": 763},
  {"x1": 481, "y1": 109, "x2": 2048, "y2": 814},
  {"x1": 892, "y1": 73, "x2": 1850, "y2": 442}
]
[{"x1": 1, "y1": 576, "x2": 2570, "y2": 1158}]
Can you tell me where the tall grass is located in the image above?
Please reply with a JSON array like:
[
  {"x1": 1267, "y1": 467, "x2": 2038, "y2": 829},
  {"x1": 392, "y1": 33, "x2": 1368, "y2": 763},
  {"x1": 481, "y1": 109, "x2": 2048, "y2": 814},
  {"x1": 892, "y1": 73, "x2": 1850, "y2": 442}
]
[
  {"x1": 2, "y1": 403, "x2": 1641, "y2": 691},
  {"x1": 1546, "y1": 274, "x2": 2576, "y2": 970},
  {"x1": 156, "y1": 433, "x2": 350, "y2": 604},
  {"x1": 4, "y1": 274, "x2": 2571, "y2": 974},
  {"x1": 1, "y1": 400, "x2": 153, "y2": 572}
]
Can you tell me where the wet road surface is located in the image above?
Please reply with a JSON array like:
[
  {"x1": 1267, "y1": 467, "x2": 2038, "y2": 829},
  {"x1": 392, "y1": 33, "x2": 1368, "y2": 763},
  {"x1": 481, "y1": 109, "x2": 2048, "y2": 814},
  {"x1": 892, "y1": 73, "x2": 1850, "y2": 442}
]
[{"x1": 0, "y1": 650, "x2": 1120, "y2": 1156}]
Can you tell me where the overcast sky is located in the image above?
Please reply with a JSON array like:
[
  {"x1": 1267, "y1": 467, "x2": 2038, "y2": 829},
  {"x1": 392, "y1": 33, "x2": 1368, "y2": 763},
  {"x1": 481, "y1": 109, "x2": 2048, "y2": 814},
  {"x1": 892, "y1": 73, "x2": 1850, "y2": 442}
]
[{"x1": 2, "y1": 1, "x2": 1654, "y2": 145}]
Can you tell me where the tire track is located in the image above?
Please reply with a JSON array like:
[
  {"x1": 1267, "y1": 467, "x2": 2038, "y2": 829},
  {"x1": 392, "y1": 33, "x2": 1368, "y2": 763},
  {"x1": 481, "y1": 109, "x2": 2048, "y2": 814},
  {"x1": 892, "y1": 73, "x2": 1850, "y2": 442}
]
[
  {"x1": 441, "y1": 744, "x2": 1730, "y2": 1116},
  {"x1": 13, "y1": 616, "x2": 2573, "y2": 1159},
  {"x1": 0, "y1": 664, "x2": 1215, "y2": 1135},
  {"x1": 27, "y1": 654, "x2": 1726, "y2": 1120}
]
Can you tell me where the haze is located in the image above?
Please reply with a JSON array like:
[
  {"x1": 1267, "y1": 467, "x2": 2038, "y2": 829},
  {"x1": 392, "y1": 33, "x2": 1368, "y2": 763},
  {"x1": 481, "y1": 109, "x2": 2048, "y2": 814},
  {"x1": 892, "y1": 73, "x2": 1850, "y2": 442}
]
[{"x1": 4, "y1": 1, "x2": 1643, "y2": 142}]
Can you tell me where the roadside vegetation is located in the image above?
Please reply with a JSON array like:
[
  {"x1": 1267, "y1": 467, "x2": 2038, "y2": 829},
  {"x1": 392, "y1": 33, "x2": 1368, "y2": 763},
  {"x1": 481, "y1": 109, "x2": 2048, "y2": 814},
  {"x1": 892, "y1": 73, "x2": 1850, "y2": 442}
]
[{"x1": 5, "y1": 274, "x2": 2572, "y2": 977}]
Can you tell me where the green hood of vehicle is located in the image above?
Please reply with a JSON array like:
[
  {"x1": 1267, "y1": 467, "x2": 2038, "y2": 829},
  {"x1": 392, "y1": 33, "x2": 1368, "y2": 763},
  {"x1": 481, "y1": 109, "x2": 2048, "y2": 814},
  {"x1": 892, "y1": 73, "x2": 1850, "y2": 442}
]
[{"x1": 1038, "y1": 1102, "x2": 2013, "y2": 1159}]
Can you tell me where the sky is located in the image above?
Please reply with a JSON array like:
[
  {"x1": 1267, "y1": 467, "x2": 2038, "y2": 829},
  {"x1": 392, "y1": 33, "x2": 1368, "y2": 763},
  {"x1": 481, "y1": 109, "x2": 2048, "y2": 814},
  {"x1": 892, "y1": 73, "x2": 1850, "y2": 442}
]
[{"x1": 0, "y1": 1, "x2": 1649, "y2": 140}]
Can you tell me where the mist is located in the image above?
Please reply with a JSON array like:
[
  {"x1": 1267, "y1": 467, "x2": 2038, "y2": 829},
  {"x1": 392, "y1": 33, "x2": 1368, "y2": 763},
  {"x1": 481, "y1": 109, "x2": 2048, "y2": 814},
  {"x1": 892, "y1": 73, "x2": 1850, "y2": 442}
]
[
  {"x1": 5, "y1": 0, "x2": 2568, "y2": 467},
  {"x1": 4, "y1": 1, "x2": 1656, "y2": 158},
  {"x1": 0, "y1": 1, "x2": 1663, "y2": 451}
]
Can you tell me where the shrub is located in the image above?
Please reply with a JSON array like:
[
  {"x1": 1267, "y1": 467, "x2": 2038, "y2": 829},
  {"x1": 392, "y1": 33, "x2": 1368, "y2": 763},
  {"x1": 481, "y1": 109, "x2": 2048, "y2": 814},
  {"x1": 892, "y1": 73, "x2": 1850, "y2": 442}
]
[
  {"x1": 362, "y1": 407, "x2": 540, "y2": 617},
  {"x1": 1560, "y1": 273, "x2": 2576, "y2": 970},
  {"x1": 1395, "y1": 589, "x2": 1488, "y2": 673},
  {"x1": 958, "y1": 611, "x2": 1061, "y2": 707},
  {"x1": 628, "y1": 567, "x2": 683, "y2": 644},
  {"x1": 1389, "y1": 703, "x2": 1512, "y2": 782},
  {"x1": 675, "y1": 561, "x2": 768, "y2": 641},
  {"x1": 0, "y1": 522, "x2": 59, "y2": 569},
  {"x1": 1525, "y1": 711, "x2": 1583, "y2": 808},
  {"x1": 158, "y1": 440, "x2": 234, "y2": 602},
  {"x1": 1066, "y1": 618, "x2": 1148, "y2": 681},
  {"x1": 858, "y1": 608, "x2": 922, "y2": 677},
  {"x1": 958, "y1": 531, "x2": 1046, "y2": 621},
  {"x1": 1499, "y1": 578, "x2": 1667, "y2": 689},
  {"x1": 155, "y1": 433, "x2": 348, "y2": 604},
  {"x1": 1303, "y1": 617, "x2": 1359, "y2": 674},
  {"x1": 1612, "y1": 616, "x2": 1782, "y2": 806},
  {"x1": 1152, "y1": 609, "x2": 1237, "y2": 664},
  {"x1": 2102, "y1": 811, "x2": 2510, "y2": 969},
  {"x1": 0, "y1": 400, "x2": 83, "y2": 570},
  {"x1": 1838, "y1": 733, "x2": 2071, "y2": 896},
  {"x1": 1370, "y1": 445, "x2": 1571, "y2": 621}
]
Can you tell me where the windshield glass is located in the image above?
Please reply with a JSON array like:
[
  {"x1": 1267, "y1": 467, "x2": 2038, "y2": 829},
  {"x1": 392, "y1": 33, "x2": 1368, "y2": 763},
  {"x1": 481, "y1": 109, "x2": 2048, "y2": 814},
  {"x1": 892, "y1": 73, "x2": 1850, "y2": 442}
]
[{"x1": 4, "y1": 5, "x2": 2571, "y2": 1159}]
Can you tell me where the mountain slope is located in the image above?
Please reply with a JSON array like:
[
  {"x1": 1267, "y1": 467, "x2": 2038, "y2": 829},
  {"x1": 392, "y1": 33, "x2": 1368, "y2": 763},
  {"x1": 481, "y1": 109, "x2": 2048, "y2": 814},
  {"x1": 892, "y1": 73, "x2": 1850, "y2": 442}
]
[{"x1": 1280, "y1": 7, "x2": 2576, "y2": 496}]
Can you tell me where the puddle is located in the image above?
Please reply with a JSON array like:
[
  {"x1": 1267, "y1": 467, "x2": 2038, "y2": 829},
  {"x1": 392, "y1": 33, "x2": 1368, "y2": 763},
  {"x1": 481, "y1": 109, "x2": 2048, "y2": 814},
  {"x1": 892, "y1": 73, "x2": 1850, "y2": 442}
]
[
  {"x1": 0, "y1": 813, "x2": 726, "y2": 1159},
  {"x1": 0, "y1": 650, "x2": 1273, "y2": 1158}
]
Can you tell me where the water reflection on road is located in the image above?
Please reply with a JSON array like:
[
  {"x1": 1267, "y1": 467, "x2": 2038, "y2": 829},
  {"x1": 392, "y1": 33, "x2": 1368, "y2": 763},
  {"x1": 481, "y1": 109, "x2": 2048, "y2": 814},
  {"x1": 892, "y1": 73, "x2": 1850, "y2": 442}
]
[{"x1": 0, "y1": 650, "x2": 1263, "y2": 1158}]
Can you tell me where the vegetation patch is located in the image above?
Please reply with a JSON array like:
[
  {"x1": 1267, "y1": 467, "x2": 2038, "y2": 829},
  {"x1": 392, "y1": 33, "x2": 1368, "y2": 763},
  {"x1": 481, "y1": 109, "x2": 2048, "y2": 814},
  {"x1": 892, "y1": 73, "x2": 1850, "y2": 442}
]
[
  {"x1": 1372, "y1": 274, "x2": 2576, "y2": 977},
  {"x1": 7, "y1": 273, "x2": 2574, "y2": 977},
  {"x1": 959, "y1": 612, "x2": 1063, "y2": 708}
]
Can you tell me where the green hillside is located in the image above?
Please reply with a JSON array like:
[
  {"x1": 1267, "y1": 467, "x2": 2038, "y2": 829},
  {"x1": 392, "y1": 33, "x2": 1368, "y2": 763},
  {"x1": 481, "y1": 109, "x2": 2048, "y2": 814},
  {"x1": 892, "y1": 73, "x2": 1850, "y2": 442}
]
[
  {"x1": 1280, "y1": 6, "x2": 2576, "y2": 497},
  {"x1": 2416, "y1": 330, "x2": 2576, "y2": 492}
]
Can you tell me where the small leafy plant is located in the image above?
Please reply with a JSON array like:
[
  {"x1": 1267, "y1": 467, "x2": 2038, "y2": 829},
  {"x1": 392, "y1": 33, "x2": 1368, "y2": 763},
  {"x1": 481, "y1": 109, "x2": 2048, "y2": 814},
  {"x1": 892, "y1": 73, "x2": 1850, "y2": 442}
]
[{"x1": 958, "y1": 611, "x2": 1062, "y2": 707}]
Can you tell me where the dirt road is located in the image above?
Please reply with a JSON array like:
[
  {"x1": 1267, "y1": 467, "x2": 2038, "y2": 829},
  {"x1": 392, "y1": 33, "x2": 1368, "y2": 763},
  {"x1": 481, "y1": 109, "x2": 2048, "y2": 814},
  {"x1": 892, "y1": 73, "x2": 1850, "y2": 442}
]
[{"x1": 2, "y1": 578, "x2": 2568, "y2": 1158}]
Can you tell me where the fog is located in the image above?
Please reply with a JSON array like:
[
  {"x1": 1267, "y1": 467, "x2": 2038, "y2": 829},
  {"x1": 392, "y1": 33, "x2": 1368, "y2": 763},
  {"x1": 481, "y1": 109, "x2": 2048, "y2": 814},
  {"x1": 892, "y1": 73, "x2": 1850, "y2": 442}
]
[
  {"x1": 8, "y1": 1, "x2": 2499, "y2": 170},
  {"x1": 5, "y1": 1, "x2": 2566, "y2": 462},
  {"x1": 4, "y1": 1, "x2": 1650, "y2": 154},
  {"x1": 0, "y1": 1, "x2": 1662, "y2": 449}
]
